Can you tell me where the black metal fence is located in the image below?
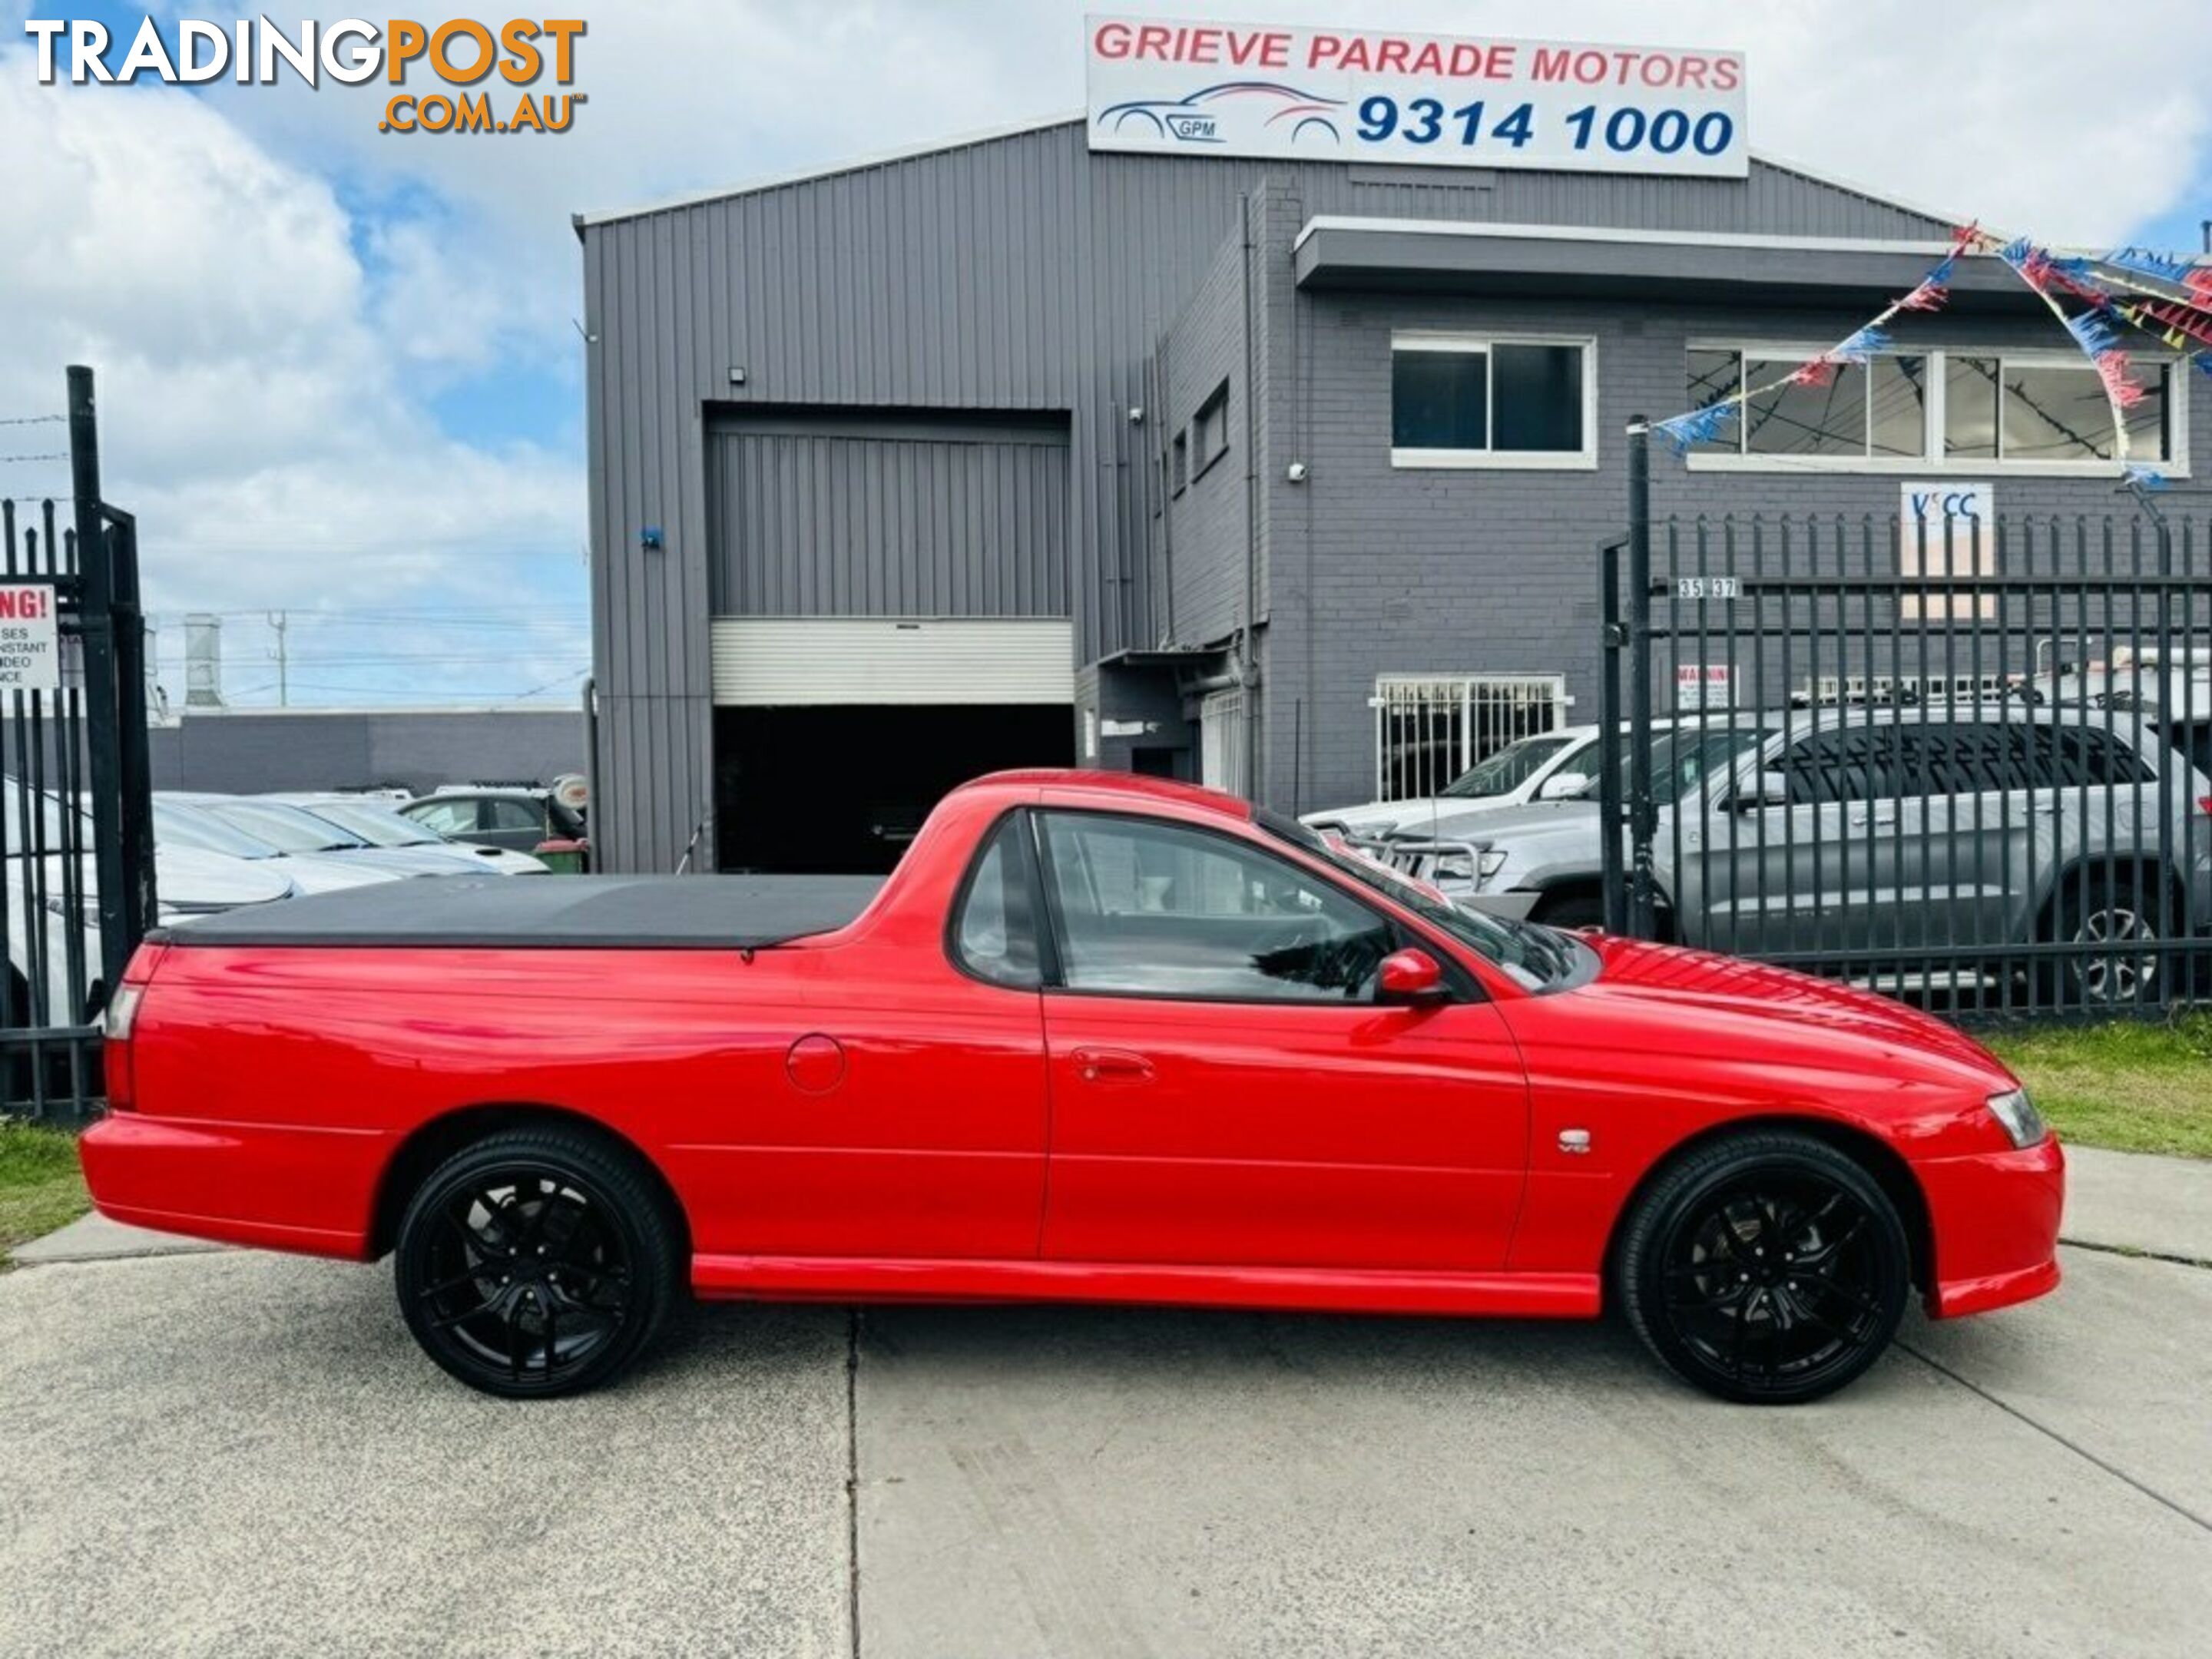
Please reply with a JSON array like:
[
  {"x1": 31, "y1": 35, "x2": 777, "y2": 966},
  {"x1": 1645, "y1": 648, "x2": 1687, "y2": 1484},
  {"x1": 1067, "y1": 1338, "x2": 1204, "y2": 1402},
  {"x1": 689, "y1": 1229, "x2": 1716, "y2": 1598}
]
[
  {"x1": 1595, "y1": 475, "x2": 2212, "y2": 1019},
  {"x1": 1, "y1": 367, "x2": 157, "y2": 1118}
]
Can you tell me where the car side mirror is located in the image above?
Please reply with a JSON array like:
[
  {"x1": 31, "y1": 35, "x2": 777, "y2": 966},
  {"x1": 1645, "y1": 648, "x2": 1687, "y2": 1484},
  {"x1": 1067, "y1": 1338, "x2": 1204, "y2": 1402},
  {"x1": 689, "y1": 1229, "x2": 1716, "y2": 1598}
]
[
  {"x1": 1731, "y1": 772, "x2": 1790, "y2": 812},
  {"x1": 1378, "y1": 948, "x2": 1449, "y2": 1005},
  {"x1": 1538, "y1": 770, "x2": 1593, "y2": 801}
]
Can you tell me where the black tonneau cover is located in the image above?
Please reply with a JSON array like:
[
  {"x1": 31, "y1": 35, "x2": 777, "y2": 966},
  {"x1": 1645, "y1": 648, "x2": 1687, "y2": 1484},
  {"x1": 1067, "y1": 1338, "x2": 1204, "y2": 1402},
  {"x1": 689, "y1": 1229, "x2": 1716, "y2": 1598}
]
[{"x1": 157, "y1": 874, "x2": 886, "y2": 950}]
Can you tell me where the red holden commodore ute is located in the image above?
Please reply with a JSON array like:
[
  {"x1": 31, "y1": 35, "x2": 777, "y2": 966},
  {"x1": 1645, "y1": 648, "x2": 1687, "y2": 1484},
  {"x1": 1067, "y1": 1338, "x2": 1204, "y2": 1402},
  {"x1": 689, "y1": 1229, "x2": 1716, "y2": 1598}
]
[{"x1": 81, "y1": 770, "x2": 2064, "y2": 1404}]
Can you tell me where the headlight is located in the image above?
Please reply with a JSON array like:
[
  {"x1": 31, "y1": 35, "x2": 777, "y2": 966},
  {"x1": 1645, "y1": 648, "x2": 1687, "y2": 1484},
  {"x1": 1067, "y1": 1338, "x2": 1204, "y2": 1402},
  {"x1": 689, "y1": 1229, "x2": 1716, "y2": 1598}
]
[
  {"x1": 1986, "y1": 1088, "x2": 2046, "y2": 1148},
  {"x1": 1476, "y1": 850, "x2": 1508, "y2": 883}
]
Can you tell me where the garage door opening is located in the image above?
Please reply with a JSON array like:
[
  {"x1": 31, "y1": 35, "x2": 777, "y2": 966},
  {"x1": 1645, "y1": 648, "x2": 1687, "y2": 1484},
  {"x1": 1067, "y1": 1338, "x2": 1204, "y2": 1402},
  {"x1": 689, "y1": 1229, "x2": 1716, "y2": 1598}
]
[{"x1": 714, "y1": 705, "x2": 1074, "y2": 873}]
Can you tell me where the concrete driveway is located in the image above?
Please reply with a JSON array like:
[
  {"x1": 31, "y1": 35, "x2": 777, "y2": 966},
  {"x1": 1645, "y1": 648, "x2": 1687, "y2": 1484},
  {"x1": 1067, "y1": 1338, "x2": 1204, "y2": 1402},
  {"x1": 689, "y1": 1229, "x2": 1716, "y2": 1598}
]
[{"x1": 2, "y1": 1232, "x2": 2207, "y2": 1656}]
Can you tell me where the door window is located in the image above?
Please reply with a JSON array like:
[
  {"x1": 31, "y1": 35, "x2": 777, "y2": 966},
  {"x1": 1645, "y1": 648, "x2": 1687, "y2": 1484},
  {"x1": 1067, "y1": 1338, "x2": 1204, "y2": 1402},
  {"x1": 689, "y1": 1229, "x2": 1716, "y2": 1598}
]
[
  {"x1": 950, "y1": 816, "x2": 1042, "y2": 989},
  {"x1": 1779, "y1": 727, "x2": 1903, "y2": 804},
  {"x1": 481, "y1": 799, "x2": 548, "y2": 833},
  {"x1": 1038, "y1": 813, "x2": 1392, "y2": 1002}
]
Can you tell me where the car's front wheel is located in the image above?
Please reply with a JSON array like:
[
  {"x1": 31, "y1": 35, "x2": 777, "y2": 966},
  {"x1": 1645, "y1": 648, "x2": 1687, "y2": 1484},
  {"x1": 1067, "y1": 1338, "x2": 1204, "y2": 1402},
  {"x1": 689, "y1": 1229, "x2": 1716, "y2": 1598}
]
[
  {"x1": 394, "y1": 1126, "x2": 681, "y2": 1398},
  {"x1": 1616, "y1": 1131, "x2": 1911, "y2": 1404}
]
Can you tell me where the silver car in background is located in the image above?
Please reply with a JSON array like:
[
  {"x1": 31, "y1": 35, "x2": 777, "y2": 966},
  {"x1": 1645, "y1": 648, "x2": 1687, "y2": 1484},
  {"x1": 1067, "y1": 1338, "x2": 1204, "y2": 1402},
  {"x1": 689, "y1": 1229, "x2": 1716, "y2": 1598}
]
[{"x1": 1389, "y1": 706, "x2": 2211, "y2": 1007}]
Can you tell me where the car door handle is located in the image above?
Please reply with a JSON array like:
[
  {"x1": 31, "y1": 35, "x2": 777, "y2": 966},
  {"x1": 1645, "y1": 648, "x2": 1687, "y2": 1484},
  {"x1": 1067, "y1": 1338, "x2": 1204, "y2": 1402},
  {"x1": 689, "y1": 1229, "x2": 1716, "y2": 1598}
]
[
  {"x1": 1071, "y1": 1047, "x2": 1155, "y2": 1085},
  {"x1": 1849, "y1": 807, "x2": 1899, "y2": 827}
]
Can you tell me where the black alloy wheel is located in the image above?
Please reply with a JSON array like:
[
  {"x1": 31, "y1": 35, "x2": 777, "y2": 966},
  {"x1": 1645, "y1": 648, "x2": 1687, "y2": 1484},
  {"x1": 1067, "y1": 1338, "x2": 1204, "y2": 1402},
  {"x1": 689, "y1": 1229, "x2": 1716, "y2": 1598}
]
[
  {"x1": 1618, "y1": 1131, "x2": 1909, "y2": 1405},
  {"x1": 395, "y1": 1128, "x2": 680, "y2": 1399}
]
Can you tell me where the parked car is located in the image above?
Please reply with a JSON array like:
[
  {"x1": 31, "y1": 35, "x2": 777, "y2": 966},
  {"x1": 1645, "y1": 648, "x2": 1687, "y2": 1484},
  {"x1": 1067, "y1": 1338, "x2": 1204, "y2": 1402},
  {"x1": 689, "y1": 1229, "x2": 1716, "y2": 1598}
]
[
  {"x1": 1393, "y1": 707, "x2": 2212, "y2": 1007},
  {"x1": 86, "y1": 770, "x2": 2061, "y2": 1406},
  {"x1": 402, "y1": 787, "x2": 590, "y2": 869},
  {"x1": 154, "y1": 800, "x2": 406, "y2": 895},
  {"x1": 1303, "y1": 725, "x2": 1597, "y2": 838},
  {"x1": 167, "y1": 795, "x2": 472, "y2": 881},
  {"x1": 267, "y1": 795, "x2": 548, "y2": 876},
  {"x1": 5, "y1": 780, "x2": 292, "y2": 1028},
  {"x1": 1373, "y1": 718, "x2": 1778, "y2": 928}
]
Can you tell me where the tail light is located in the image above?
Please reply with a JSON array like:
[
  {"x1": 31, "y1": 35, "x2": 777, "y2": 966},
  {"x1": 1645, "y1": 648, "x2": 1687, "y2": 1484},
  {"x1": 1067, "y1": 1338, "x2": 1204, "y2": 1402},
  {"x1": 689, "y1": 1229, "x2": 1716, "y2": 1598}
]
[{"x1": 102, "y1": 942, "x2": 166, "y2": 1114}]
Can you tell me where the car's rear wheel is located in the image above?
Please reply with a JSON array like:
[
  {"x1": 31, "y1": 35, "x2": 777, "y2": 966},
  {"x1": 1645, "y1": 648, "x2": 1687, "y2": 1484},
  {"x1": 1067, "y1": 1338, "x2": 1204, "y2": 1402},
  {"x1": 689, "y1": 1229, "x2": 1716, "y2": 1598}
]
[
  {"x1": 395, "y1": 1127, "x2": 680, "y2": 1399},
  {"x1": 2058, "y1": 873, "x2": 2166, "y2": 1008},
  {"x1": 1616, "y1": 1131, "x2": 1909, "y2": 1405}
]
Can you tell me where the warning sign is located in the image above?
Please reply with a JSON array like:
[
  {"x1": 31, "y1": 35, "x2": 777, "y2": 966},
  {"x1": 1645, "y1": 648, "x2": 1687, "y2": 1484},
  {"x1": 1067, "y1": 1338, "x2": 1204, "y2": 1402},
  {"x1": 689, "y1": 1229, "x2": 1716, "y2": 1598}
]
[
  {"x1": 1675, "y1": 661, "x2": 1733, "y2": 711},
  {"x1": 0, "y1": 584, "x2": 61, "y2": 692}
]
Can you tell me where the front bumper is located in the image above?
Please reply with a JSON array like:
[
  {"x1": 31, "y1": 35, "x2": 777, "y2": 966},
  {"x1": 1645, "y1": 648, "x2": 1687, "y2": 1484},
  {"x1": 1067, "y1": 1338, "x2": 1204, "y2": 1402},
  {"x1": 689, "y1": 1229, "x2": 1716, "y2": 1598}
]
[{"x1": 1915, "y1": 1136, "x2": 2066, "y2": 1318}]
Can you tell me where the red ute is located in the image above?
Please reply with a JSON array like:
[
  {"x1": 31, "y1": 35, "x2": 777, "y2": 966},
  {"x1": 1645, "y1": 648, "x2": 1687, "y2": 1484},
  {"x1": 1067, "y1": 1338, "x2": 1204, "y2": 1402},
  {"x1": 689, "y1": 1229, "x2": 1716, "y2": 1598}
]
[{"x1": 82, "y1": 770, "x2": 2063, "y2": 1403}]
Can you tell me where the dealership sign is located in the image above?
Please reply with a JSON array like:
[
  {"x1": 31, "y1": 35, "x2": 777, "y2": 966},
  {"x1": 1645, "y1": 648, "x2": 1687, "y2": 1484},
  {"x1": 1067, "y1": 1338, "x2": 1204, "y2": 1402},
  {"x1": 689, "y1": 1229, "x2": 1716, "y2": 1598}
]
[
  {"x1": 1901, "y1": 482, "x2": 1996, "y2": 622},
  {"x1": 1085, "y1": 16, "x2": 1747, "y2": 177}
]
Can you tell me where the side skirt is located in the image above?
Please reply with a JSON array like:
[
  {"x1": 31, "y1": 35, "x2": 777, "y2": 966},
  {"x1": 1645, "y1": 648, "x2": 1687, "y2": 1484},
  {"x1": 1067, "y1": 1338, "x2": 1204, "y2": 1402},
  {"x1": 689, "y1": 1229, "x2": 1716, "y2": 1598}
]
[{"x1": 692, "y1": 1254, "x2": 1601, "y2": 1318}]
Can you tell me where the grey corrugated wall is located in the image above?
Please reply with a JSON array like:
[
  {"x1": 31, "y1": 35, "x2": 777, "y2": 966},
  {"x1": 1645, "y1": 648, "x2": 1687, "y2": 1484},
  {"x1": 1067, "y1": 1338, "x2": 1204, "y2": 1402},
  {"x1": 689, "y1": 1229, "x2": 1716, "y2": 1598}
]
[
  {"x1": 704, "y1": 416, "x2": 1069, "y2": 618},
  {"x1": 581, "y1": 118, "x2": 1954, "y2": 870}
]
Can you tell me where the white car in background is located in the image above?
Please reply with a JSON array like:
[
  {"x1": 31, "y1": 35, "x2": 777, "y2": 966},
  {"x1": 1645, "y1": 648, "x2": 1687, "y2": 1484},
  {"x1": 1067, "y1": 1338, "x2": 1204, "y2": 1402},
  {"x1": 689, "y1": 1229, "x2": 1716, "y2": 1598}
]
[
  {"x1": 7, "y1": 781, "x2": 293, "y2": 1027},
  {"x1": 267, "y1": 794, "x2": 549, "y2": 875},
  {"x1": 164, "y1": 795, "x2": 472, "y2": 881},
  {"x1": 1302, "y1": 724, "x2": 1599, "y2": 839},
  {"x1": 154, "y1": 799, "x2": 405, "y2": 895}
]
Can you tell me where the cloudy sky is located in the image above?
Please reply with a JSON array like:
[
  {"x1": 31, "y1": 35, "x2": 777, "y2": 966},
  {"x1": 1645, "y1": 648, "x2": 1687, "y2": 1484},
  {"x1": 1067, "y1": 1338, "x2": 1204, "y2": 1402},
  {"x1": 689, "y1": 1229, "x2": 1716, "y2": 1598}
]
[{"x1": 5, "y1": 0, "x2": 2209, "y2": 707}]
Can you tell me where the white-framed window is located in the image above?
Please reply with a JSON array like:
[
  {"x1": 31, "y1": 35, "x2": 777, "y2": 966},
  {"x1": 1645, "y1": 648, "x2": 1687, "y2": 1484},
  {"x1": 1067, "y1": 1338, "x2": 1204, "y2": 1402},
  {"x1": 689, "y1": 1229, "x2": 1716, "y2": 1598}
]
[
  {"x1": 1390, "y1": 332, "x2": 1598, "y2": 470},
  {"x1": 1371, "y1": 674, "x2": 1567, "y2": 803},
  {"x1": 1685, "y1": 344, "x2": 2187, "y2": 477}
]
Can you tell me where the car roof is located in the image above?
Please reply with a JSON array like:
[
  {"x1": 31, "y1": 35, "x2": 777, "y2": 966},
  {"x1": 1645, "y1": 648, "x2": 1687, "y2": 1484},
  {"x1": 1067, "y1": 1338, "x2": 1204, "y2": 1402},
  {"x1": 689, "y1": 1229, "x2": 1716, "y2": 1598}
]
[{"x1": 959, "y1": 769, "x2": 1256, "y2": 821}]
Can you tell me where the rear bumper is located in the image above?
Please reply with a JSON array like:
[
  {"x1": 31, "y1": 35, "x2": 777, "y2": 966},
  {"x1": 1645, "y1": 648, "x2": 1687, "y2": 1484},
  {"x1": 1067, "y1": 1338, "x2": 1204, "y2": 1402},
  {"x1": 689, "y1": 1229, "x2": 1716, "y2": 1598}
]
[
  {"x1": 1915, "y1": 1137, "x2": 2066, "y2": 1319},
  {"x1": 80, "y1": 1113, "x2": 382, "y2": 1260}
]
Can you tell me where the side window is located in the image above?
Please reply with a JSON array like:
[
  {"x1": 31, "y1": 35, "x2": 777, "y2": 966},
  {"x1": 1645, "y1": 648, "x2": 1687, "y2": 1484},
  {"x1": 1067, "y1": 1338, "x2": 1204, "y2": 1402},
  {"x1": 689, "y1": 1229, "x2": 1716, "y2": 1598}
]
[
  {"x1": 2018, "y1": 723, "x2": 2150, "y2": 788},
  {"x1": 951, "y1": 817, "x2": 1041, "y2": 989},
  {"x1": 409, "y1": 800, "x2": 477, "y2": 836},
  {"x1": 1780, "y1": 728, "x2": 1901, "y2": 805},
  {"x1": 482, "y1": 799, "x2": 548, "y2": 833},
  {"x1": 1038, "y1": 813, "x2": 1392, "y2": 1002}
]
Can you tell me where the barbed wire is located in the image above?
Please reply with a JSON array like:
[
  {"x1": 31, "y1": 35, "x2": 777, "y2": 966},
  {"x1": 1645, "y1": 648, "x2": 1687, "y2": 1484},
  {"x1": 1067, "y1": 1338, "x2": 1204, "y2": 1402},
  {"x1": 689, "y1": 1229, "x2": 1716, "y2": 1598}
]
[
  {"x1": 0, "y1": 414, "x2": 65, "y2": 428},
  {"x1": 0, "y1": 452, "x2": 68, "y2": 465}
]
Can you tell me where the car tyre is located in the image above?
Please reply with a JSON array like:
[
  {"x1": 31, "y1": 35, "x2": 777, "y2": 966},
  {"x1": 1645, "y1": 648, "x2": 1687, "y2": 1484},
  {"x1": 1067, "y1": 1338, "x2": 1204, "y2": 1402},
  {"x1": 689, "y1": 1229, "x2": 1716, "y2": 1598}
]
[
  {"x1": 395, "y1": 1126, "x2": 681, "y2": 1399},
  {"x1": 2054, "y1": 872, "x2": 2166, "y2": 1008},
  {"x1": 1616, "y1": 1130, "x2": 1910, "y2": 1405}
]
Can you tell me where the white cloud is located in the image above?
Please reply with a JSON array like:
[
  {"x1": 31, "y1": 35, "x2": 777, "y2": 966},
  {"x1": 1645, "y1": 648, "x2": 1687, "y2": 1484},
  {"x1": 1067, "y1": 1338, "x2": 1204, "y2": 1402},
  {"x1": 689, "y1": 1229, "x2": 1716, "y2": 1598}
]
[{"x1": 0, "y1": 51, "x2": 585, "y2": 707}]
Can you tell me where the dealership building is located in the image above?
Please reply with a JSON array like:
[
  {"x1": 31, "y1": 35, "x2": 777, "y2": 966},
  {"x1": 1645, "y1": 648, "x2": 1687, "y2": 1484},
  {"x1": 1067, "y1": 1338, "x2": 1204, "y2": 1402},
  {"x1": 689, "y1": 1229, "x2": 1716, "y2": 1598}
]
[{"x1": 576, "y1": 35, "x2": 2197, "y2": 873}]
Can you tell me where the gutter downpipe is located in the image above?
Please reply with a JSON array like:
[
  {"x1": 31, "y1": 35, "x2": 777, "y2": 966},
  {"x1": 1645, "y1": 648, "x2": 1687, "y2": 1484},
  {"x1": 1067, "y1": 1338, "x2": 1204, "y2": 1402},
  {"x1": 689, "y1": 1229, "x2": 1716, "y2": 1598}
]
[{"x1": 1240, "y1": 190, "x2": 1263, "y2": 798}]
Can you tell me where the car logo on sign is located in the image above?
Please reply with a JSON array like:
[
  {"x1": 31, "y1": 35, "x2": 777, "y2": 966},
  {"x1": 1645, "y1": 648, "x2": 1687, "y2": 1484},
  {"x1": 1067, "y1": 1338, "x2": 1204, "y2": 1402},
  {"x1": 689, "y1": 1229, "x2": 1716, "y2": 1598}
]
[{"x1": 1095, "y1": 81, "x2": 1344, "y2": 148}]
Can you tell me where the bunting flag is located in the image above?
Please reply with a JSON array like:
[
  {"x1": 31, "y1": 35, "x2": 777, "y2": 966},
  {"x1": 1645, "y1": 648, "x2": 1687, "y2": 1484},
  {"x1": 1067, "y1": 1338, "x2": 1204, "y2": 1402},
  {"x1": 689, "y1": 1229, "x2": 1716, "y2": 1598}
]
[
  {"x1": 1649, "y1": 240, "x2": 1962, "y2": 454},
  {"x1": 2100, "y1": 245, "x2": 2212, "y2": 306},
  {"x1": 1645, "y1": 224, "x2": 2206, "y2": 469},
  {"x1": 1995, "y1": 235, "x2": 2141, "y2": 456}
]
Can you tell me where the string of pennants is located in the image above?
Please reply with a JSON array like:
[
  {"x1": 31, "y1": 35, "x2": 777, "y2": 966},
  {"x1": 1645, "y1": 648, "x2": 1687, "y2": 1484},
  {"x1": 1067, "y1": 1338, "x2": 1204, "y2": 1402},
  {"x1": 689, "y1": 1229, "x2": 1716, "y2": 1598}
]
[{"x1": 1650, "y1": 221, "x2": 2212, "y2": 488}]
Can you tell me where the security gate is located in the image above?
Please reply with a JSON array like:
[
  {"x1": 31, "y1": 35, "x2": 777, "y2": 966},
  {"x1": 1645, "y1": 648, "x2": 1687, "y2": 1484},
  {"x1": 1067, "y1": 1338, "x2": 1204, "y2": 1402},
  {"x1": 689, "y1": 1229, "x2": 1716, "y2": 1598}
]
[
  {"x1": 1599, "y1": 463, "x2": 2212, "y2": 1019},
  {"x1": 0, "y1": 367, "x2": 157, "y2": 1117},
  {"x1": 1372, "y1": 674, "x2": 1565, "y2": 802}
]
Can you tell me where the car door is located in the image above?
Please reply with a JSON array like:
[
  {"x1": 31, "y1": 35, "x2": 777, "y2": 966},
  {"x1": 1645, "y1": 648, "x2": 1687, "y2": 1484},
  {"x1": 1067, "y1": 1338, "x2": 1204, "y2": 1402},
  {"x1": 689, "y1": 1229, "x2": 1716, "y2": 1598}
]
[
  {"x1": 1030, "y1": 810, "x2": 1530, "y2": 1273},
  {"x1": 1687, "y1": 724, "x2": 1908, "y2": 959},
  {"x1": 477, "y1": 797, "x2": 549, "y2": 853}
]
